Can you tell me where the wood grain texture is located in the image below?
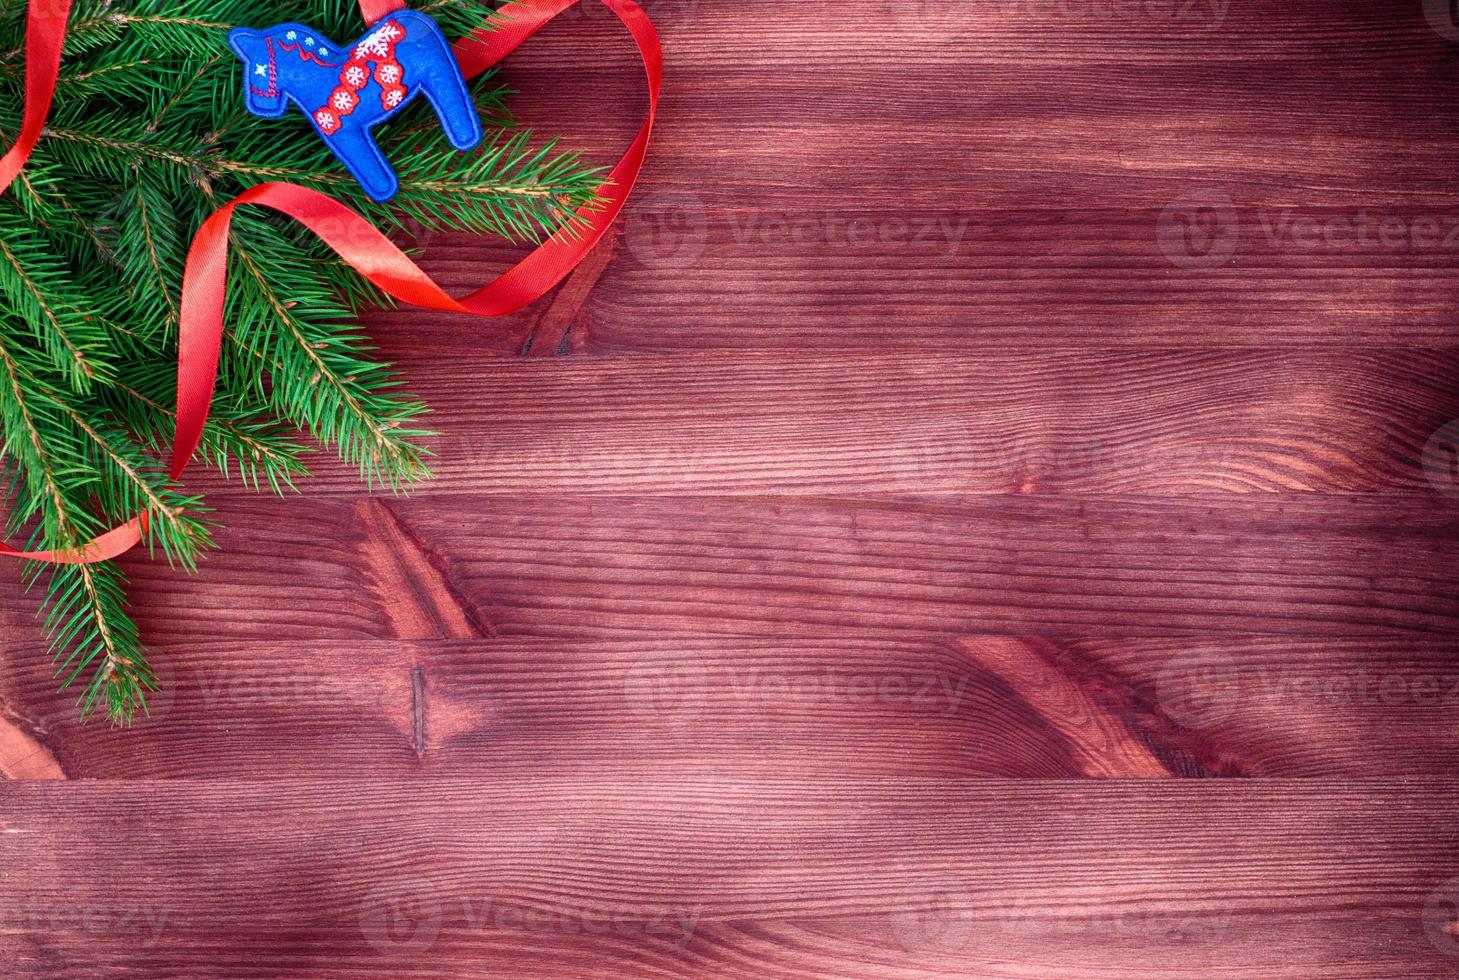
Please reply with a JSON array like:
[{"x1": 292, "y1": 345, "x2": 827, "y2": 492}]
[
  {"x1": 4, "y1": 1, "x2": 1459, "y2": 976},
  {"x1": 13, "y1": 493, "x2": 1441, "y2": 642},
  {"x1": 2, "y1": 779, "x2": 1457, "y2": 977},
  {"x1": 205, "y1": 349, "x2": 1459, "y2": 495},
  {"x1": 3, "y1": 636, "x2": 1458, "y2": 780},
  {"x1": 366, "y1": 0, "x2": 1459, "y2": 351}
]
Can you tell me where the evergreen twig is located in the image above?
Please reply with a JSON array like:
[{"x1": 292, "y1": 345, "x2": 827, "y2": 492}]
[{"x1": 0, "y1": 0, "x2": 601, "y2": 721}]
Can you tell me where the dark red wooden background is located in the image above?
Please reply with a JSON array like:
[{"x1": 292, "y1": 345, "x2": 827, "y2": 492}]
[{"x1": 5, "y1": 0, "x2": 1459, "y2": 975}]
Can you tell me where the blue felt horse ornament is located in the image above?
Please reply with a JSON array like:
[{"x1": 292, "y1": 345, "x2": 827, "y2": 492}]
[{"x1": 228, "y1": 10, "x2": 483, "y2": 201}]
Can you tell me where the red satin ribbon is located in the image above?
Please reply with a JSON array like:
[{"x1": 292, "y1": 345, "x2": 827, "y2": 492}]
[
  {"x1": 0, "y1": 0, "x2": 661, "y2": 563},
  {"x1": 0, "y1": 0, "x2": 69, "y2": 193}
]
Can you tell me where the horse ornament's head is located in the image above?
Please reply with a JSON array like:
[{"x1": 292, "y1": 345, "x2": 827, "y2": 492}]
[
  {"x1": 227, "y1": 25, "x2": 301, "y2": 117},
  {"x1": 230, "y1": 22, "x2": 348, "y2": 117}
]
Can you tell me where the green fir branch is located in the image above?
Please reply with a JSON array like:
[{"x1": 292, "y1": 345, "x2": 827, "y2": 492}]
[{"x1": 0, "y1": 0, "x2": 603, "y2": 721}]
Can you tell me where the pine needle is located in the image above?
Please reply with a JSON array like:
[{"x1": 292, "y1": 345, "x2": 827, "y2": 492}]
[{"x1": 0, "y1": 0, "x2": 600, "y2": 722}]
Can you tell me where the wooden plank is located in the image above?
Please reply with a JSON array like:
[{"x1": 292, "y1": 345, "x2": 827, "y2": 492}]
[
  {"x1": 500, "y1": 0, "x2": 1459, "y2": 207},
  {"x1": 4, "y1": 637, "x2": 1458, "y2": 780},
  {"x1": 2, "y1": 5, "x2": 1455, "y2": 979},
  {"x1": 392, "y1": 206, "x2": 1459, "y2": 351},
  {"x1": 0, "y1": 779, "x2": 1455, "y2": 977},
  {"x1": 0, "y1": 493, "x2": 1454, "y2": 643},
  {"x1": 212, "y1": 349, "x2": 1459, "y2": 495},
  {"x1": 301, "y1": 492, "x2": 1459, "y2": 638},
  {"x1": 375, "y1": 0, "x2": 1459, "y2": 351}
]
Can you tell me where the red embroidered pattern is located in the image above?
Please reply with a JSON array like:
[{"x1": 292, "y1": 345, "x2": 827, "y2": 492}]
[
  {"x1": 313, "y1": 19, "x2": 408, "y2": 136},
  {"x1": 278, "y1": 41, "x2": 341, "y2": 68},
  {"x1": 249, "y1": 37, "x2": 279, "y2": 98}
]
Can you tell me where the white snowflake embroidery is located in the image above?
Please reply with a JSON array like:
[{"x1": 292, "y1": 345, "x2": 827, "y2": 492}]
[
  {"x1": 377, "y1": 63, "x2": 402, "y2": 84},
  {"x1": 285, "y1": 30, "x2": 297, "y2": 40},
  {"x1": 331, "y1": 91, "x2": 353, "y2": 110},
  {"x1": 383, "y1": 89, "x2": 403, "y2": 108},
  {"x1": 344, "y1": 65, "x2": 368, "y2": 86},
  {"x1": 254, "y1": 64, "x2": 267, "y2": 77},
  {"x1": 303, "y1": 36, "x2": 314, "y2": 46},
  {"x1": 354, "y1": 22, "x2": 402, "y2": 59},
  {"x1": 316, "y1": 110, "x2": 335, "y2": 126},
  {"x1": 318, "y1": 47, "x2": 329, "y2": 56}
]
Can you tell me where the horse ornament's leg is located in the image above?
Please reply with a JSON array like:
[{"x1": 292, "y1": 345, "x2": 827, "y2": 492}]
[
  {"x1": 395, "y1": 10, "x2": 484, "y2": 153},
  {"x1": 327, "y1": 124, "x2": 399, "y2": 202}
]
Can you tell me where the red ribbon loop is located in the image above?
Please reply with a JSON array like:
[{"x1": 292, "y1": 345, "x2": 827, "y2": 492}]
[
  {"x1": 0, "y1": 0, "x2": 70, "y2": 195},
  {"x1": 0, "y1": 0, "x2": 662, "y2": 563}
]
